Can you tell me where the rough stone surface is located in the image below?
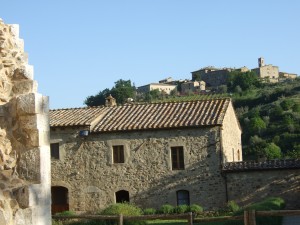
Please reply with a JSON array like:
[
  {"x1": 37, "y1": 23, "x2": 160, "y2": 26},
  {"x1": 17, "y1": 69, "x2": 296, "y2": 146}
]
[
  {"x1": 51, "y1": 120, "x2": 241, "y2": 211},
  {"x1": 0, "y1": 18, "x2": 51, "y2": 225},
  {"x1": 226, "y1": 169, "x2": 300, "y2": 209}
]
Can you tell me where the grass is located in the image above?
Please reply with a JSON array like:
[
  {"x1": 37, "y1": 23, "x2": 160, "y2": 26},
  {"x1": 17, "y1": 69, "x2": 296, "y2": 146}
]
[{"x1": 146, "y1": 219, "x2": 228, "y2": 225}]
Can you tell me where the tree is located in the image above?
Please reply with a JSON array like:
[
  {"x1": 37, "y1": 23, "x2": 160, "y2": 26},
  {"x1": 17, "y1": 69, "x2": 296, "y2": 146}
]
[
  {"x1": 84, "y1": 88, "x2": 110, "y2": 106},
  {"x1": 227, "y1": 71, "x2": 259, "y2": 92},
  {"x1": 249, "y1": 116, "x2": 266, "y2": 134},
  {"x1": 264, "y1": 143, "x2": 281, "y2": 159},
  {"x1": 145, "y1": 89, "x2": 161, "y2": 102},
  {"x1": 110, "y1": 79, "x2": 136, "y2": 104},
  {"x1": 280, "y1": 99, "x2": 294, "y2": 111},
  {"x1": 84, "y1": 79, "x2": 136, "y2": 106}
]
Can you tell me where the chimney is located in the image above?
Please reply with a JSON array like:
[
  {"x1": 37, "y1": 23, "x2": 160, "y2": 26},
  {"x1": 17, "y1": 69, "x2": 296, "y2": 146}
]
[{"x1": 105, "y1": 94, "x2": 117, "y2": 107}]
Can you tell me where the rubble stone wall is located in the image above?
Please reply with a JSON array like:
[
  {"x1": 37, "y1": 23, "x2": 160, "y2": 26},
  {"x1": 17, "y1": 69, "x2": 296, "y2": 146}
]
[
  {"x1": 51, "y1": 127, "x2": 228, "y2": 211},
  {"x1": 0, "y1": 19, "x2": 50, "y2": 225},
  {"x1": 226, "y1": 169, "x2": 300, "y2": 209}
]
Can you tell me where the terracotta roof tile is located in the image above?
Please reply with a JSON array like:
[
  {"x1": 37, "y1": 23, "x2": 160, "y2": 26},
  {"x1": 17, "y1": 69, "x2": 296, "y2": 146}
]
[
  {"x1": 50, "y1": 107, "x2": 108, "y2": 127},
  {"x1": 49, "y1": 98, "x2": 231, "y2": 132}
]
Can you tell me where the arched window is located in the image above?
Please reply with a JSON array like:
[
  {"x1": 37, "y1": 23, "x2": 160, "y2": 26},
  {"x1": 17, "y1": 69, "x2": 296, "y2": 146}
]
[
  {"x1": 115, "y1": 190, "x2": 130, "y2": 203},
  {"x1": 51, "y1": 186, "x2": 69, "y2": 214},
  {"x1": 176, "y1": 190, "x2": 190, "y2": 206}
]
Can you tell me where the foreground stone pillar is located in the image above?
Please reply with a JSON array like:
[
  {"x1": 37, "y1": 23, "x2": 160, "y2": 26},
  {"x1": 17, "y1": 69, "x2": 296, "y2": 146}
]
[{"x1": 0, "y1": 18, "x2": 51, "y2": 225}]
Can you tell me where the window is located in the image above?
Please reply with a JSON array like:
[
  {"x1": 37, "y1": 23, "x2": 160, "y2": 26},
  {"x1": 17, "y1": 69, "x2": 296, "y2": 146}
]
[
  {"x1": 171, "y1": 146, "x2": 184, "y2": 170},
  {"x1": 115, "y1": 190, "x2": 129, "y2": 203},
  {"x1": 177, "y1": 190, "x2": 190, "y2": 206},
  {"x1": 50, "y1": 143, "x2": 60, "y2": 160},
  {"x1": 113, "y1": 145, "x2": 124, "y2": 163}
]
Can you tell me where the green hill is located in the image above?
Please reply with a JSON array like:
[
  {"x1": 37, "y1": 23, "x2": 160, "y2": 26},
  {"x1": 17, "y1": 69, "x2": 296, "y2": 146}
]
[{"x1": 147, "y1": 79, "x2": 300, "y2": 160}]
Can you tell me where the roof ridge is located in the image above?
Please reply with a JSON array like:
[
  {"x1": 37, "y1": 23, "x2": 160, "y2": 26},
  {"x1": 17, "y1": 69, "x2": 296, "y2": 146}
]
[
  {"x1": 50, "y1": 105, "x2": 106, "y2": 111},
  {"x1": 50, "y1": 97, "x2": 231, "y2": 111}
]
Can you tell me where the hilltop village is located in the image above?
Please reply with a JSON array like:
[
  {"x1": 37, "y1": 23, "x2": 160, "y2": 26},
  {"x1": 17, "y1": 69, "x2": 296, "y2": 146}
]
[{"x1": 136, "y1": 57, "x2": 297, "y2": 96}]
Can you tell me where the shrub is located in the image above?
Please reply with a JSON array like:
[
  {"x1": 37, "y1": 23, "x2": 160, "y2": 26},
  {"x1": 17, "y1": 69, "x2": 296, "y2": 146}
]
[
  {"x1": 55, "y1": 210, "x2": 76, "y2": 216},
  {"x1": 280, "y1": 99, "x2": 294, "y2": 111},
  {"x1": 264, "y1": 143, "x2": 281, "y2": 159},
  {"x1": 143, "y1": 208, "x2": 156, "y2": 215},
  {"x1": 101, "y1": 203, "x2": 145, "y2": 225},
  {"x1": 226, "y1": 201, "x2": 240, "y2": 212},
  {"x1": 225, "y1": 197, "x2": 285, "y2": 225},
  {"x1": 244, "y1": 197, "x2": 285, "y2": 211},
  {"x1": 101, "y1": 203, "x2": 142, "y2": 216},
  {"x1": 189, "y1": 204, "x2": 203, "y2": 214},
  {"x1": 160, "y1": 204, "x2": 174, "y2": 214},
  {"x1": 174, "y1": 205, "x2": 189, "y2": 214}
]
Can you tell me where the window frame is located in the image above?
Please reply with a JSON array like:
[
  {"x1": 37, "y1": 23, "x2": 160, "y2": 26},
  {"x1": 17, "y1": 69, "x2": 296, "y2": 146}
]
[
  {"x1": 176, "y1": 190, "x2": 190, "y2": 206},
  {"x1": 50, "y1": 143, "x2": 60, "y2": 160},
  {"x1": 171, "y1": 146, "x2": 185, "y2": 170},
  {"x1": 113, "y1": 145, "x2": 125, "y2": 164}
]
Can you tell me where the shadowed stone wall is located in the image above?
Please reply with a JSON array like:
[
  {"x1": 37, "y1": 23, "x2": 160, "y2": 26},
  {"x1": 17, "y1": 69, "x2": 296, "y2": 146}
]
[
  {"x1": 0, "y1": 18, "x2": 51, "y2": 225},
  {"x1": 51, "y1": 127, "x2": 229, "y2": 211},
  {"x1": 226, "y1": 168, "x2": 300, "y2": 209}
]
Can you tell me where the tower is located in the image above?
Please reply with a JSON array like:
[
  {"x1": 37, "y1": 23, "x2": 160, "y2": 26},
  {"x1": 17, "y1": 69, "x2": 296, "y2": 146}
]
[{"x1": 258, "y1": 57, "x2": 265, "y2": 67}]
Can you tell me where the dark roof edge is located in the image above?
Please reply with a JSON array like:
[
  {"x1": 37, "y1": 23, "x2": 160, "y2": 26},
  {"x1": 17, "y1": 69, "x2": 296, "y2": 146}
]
[
  {"x1": 91, "y1": 124, "x2": 222, "y2": 134},
  {"x1": 222, "y1": 159, "x2": 300, "y2": 173}
]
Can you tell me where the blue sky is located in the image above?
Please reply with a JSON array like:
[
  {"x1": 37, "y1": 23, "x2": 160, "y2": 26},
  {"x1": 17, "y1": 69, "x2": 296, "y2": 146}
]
[{"x1": 1, "y1": 1, "x2": 300, "y2": 109}]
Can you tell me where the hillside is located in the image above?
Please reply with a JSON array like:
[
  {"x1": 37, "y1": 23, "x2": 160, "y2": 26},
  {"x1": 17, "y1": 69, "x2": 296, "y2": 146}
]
[{"x1": 149, "y1": 79, "x2": 300, "y2": 160}]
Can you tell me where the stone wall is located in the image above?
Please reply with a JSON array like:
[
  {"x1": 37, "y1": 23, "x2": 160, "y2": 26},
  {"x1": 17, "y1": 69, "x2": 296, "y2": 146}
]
[
  {"x1": 191, "y1": 69, "x2": 231, "y2": 87},
  {"x1": 221, "y1": 101, "x2": 242, "y2": 163},
  {"x1": 51, "y1": 126, "x2": 228, "y2": 211},
  {"x1": 226, "y1": 169, "x2": 300, "y2": 209},
  {"x1": 252, "y1": 65, "x2": 279, "y2": 82},
  {"x1": 0, "y1": 19, "x2": 51, "y2": 225}
]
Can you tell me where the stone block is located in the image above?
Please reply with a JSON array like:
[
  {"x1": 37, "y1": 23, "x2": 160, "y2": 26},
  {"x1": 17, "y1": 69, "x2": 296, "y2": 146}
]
[
  {"x1": 9, "y1": 24, "x2": 19, "y2": 38},
  {"x1": 14, "y1": 208, "x2": 33, "y2": 225},
  {"x1": 39, "y1": 145, "x2": 51, "y2": 186},
  {"x1": 13, "y1": 186, "x2": 29, "y2": 209},
  {"x1": 12, "y1": 80, "x2": 38, "y2": 95},
  {"x1": 18, "y1": 148, "x2": 40, "y2": 182},
  {"x1": 25, "y1": 130, "x2": 49, "y2": 148},
  {"x1": 12, "y1": 65, "x2": 34, "y2": 81},
  {"x1": 16, "y1": 93, "x2": 48, "y2": 116},
  {"x1": 18, "y1": 114, "x2": 49, "y2": 132}
]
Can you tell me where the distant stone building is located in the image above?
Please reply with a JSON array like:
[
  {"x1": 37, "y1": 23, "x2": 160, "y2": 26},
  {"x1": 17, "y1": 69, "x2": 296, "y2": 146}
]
[
  {"x1": 191, "y1": 66, "x2": 249, "y2": 88},
  {"x1": 251, "y1": 57, "x2": 279, "y2": 82},
  {"x1": 159, "y1": 77, "x2": 174, "y2": 84},
  {"x1": 137, "y1": 83, "x2": 177, "y2": 95},
  {"x1": 279, "y1": 72, "x2": 297, "y2": 80},
  {"x1": 181, "y1": 80, "x2": 206, "y2": 94},
  {"x1": 50, "y1": 98, "x2": 242, "y2": 212}
]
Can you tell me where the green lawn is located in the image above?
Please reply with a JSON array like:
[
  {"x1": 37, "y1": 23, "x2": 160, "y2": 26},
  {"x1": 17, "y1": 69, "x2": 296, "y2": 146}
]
[{"x1": 146, "y1": 219, "x2": 230, "y2": 225}]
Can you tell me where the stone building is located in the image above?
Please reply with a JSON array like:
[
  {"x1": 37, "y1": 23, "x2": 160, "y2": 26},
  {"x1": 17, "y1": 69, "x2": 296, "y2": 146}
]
[
  {"x1": 49, "y1": 98, "x2": 242, "y2": 213},
  {"x1": 0, "y1": 19, "x2": 51, "y2": 225},
  {"x1": 251, "y1": 57, "x2": 279, "y2": 83},
  {"x1": 137, "y1": 83, "x2": 177, "y2": 95},
  {"x1": 191, "y1": 67, "x2": 249, "y2": 88},
  {"x1": 181, "y1": 81, "x2": 206, "y2": 94},
  {"x1": 279, "y1": 71, "x2": 297, "y2": 80}
]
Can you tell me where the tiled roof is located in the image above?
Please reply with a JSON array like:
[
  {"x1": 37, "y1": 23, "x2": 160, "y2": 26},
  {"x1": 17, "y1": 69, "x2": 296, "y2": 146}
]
[
  {"x1": 50, "y1": 107, "x2": 108, "y2": 127},
  {"x1": 49, "y1": 98, "x2": 231, "y2": 132},
  {"x1": 222, "y1": 159, "x2": 300, "y2": 172}
]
